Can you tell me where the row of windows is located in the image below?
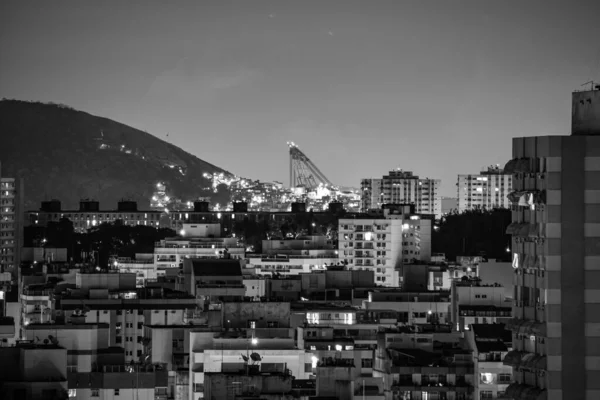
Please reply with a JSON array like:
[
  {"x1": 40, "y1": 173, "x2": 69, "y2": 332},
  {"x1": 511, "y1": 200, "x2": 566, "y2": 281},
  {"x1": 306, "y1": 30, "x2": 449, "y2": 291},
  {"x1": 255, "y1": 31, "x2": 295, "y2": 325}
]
[{"x1": 115, "y1": 335, "x2": 143, "y2": 343}]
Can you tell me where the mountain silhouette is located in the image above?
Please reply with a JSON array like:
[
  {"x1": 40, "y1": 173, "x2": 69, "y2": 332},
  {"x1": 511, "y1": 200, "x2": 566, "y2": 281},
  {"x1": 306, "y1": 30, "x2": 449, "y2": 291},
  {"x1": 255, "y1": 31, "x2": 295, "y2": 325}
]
[{"x1": 0, "y1": 99, "x2": 230, "y2": 210}]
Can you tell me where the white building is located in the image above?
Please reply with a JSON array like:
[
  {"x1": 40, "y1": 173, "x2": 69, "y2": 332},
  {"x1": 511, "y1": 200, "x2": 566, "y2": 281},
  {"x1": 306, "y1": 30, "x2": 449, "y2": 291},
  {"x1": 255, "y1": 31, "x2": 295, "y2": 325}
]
[
  {"x1": 0, "y1": 163, "x2": 23, "y2": 280},
  {"x1": 450, "y1": 279, "x2": 512, "y2": 332},
  {"x1": 21, "y1": 285, "x2": 54, "y2": 330},
  {"x1": 242, "y1": 276, "x2": 267, "y2": 300},
  {"x1": 246, "y1": 236, "x2": 338, "y2": 276},
  {"x1": 154, "y1": 223, "x2": 244, "y2": 270},
  {"x1": 360, "y1": 169, "x2": 441, "y2": 218},
  {"x1": 188, "y1": 334, "x2": 313, "y2": 400},
  {"x1": 457, "y1": 166, "x2": 512, "y2": 213},
  {"x1": 465, "y1": 324, "x2": 513, "y2": 399},
  {"x1": 338, "y1": 214, "x2": 431, "y2": 287},
  {"x1": 113, "y1": 254, "x2": 157, "y2": 287},
  {"x1": 364, "y1": 290, "x2": 451, "y2": 325}
]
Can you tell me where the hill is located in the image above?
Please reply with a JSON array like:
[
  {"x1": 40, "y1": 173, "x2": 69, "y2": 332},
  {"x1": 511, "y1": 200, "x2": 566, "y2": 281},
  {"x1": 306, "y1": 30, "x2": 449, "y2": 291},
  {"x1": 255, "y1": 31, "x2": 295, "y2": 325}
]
[{"x1": 0, "y1": 99, "x2": 230, "y2": 210}]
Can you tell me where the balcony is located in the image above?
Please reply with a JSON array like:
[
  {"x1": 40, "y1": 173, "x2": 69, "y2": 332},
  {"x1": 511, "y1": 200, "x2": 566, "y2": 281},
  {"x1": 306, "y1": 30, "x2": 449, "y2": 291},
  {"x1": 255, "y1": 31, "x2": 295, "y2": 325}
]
[{"x1": 392, "y1": 380, "x2": 473, "y2": 392}]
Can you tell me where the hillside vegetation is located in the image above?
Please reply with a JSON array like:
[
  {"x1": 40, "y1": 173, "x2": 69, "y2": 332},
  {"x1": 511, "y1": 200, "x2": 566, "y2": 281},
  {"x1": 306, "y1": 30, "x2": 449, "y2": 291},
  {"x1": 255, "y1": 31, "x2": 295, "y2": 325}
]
[{"x1": 0, "y1": 100, "x2": 229, "y2": 209}]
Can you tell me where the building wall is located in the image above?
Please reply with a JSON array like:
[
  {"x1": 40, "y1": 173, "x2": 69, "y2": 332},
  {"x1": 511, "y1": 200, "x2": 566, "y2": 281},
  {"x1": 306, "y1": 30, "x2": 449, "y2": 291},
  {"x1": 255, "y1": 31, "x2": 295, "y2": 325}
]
[
  {"x1": 181, "y1": 223, "x2": 220, "y2": 237},
  {"x1": 457, "y1": 170, "x2": 512, "y2": 213},
  {"x1": 243, "y1": 278, "x2": 266, "y2": 299},
  {"x1": 223, "y1": 302, "x2": 290, "y2": 328},
  {"x1": 360, "y1": 173, "x2": 441, "y2": 218},
  {"x1": 509, "y1": 132, "x2": 600, "y2": 400},
  {"x1": 572, "y1": 89, "x2": 600, "y2": 135},
  {"x1": 69, "y1": 388, "x2": 155, "y2": 400},
  {"x1": 0, "y1": 164, "x2": 23, "y2": 281},
  {"x1": 338, "y1": 219, "x2": 403, "y2": 286},
  {"x1": 23, "y1": 325, "x2": 109, "y2": 372}
]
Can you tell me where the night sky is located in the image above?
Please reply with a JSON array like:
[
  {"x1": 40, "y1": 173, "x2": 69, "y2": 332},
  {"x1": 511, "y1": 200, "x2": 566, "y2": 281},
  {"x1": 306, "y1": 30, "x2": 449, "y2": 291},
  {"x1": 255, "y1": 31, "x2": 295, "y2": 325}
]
[{"x1": 1, "y1": 0, "x2": 599, "y2": 196}]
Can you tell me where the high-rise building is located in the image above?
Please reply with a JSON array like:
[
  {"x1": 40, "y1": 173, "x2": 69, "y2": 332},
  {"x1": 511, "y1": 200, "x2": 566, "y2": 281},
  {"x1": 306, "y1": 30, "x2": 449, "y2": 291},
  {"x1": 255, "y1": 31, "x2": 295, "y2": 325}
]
[
  {"x1": 503, "y1": 87, "x2": 600, "y2": 400},
  {"x1": 457, "y1": 166, "x2": 512, "y2": 213},
  {"x1": 0, "y1": 162, "x2": 23, "y2": 281},
  {"x1": 361, "y1": 170, "x2": 441, "y2": 218},
  {"x1": 338, "y1": 207, "x2": 432, "y2": 287}
]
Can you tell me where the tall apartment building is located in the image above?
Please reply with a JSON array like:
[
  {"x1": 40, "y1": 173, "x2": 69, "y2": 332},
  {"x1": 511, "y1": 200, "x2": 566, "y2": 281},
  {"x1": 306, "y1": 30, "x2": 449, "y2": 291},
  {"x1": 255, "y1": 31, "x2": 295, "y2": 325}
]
[
  {"x1": 361, "y1": 169, "x2": 441, "y2": 218},
  {"x1": 338, "y1": 210, "x2": 432, "y2": 287},
  {"x1": 0, "y1": 162, "x2": 23, "y2": 281},
  {"x1": 457, "y1": 166, "x2": 513, "y2": 212},
  {"x1": 503, "y1": 88, "x2": 600, "y2": 400}
]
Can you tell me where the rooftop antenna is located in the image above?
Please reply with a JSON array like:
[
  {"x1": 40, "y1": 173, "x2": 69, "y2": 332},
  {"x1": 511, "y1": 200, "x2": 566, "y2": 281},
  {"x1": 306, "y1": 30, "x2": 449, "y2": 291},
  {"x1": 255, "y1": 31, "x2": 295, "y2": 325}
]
[{"x1": 581, "y1": 81, "x2": 596, "y2": 91}]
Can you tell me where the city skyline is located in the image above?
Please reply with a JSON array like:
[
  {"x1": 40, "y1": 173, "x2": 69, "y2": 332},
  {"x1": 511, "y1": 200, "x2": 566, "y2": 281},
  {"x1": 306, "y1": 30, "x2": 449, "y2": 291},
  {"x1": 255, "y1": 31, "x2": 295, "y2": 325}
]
[{"x1": 2, "y1": 0, "x2": 600, "y2": 196}]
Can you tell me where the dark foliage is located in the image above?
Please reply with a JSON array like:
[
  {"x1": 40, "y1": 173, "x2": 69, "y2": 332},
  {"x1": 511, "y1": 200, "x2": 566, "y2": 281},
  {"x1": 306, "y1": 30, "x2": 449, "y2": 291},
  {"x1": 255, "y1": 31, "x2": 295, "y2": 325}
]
[
  {"x1": 432, "y1": 208, "x2": 512, "y2": 262},
  {"x1": 0, "y1": 99, "x2": 229, "y2": 209},
  {"x1": 25, "y1": 219, "x2": 175, "y2": 267}
]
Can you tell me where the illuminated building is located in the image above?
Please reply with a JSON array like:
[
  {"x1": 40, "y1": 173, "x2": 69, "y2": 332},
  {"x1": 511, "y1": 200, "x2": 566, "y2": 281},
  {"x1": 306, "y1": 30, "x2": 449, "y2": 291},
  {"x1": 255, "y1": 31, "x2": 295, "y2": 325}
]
[
  {"x1": 338, "y1": 207, "x2": 432, "y2": 287},
  {"x1": 53, "y1": 273, "x2": 196, "y2": 364},
  {"x1": 154, "y1": 224, "x2": 244, "y2": 271},
  {"x1": 0, "y1": 162, "x2": 24, "y2": 281},
  {"x1": 374, "y1": 328, "x2": 474, "y2": 400},
  {"x1": 465, "y1": 324, "x2": 514, "y2": 400},
  {"x1": 502, "y1": 88, "x2": 600, "y2": 400},
  {"x1": 188, "y1": 301, "x2": 313, "y2": 400},
  {"x1": 457, "y1": 166, "x2": 513, "y2": 212},
  {"x1": 112, "y1": 254, "x2": 157, "y2": 287},
  {"x1": 364, "y1": 290, "x2": 451, "y2": 325},
  {"x1": 246, "y1": 235, "x2": 338, "y2": 276},
  {"x1": 450, "y1": 278, "x2": 512, "y2": 332},
  {"x1": 361, "y1": 169, "x2": 441, "y2": 218},
  {"x1": 27, "y1": 199, "x2": 167, "y2": 233}
]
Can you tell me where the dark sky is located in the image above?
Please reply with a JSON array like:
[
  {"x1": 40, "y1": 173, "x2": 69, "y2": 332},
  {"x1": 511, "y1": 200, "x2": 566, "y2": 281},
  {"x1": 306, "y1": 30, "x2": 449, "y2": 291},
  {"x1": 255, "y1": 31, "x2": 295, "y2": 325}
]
[{"x1": 1, "y1": 0, "x2": 599, "y2": 196}]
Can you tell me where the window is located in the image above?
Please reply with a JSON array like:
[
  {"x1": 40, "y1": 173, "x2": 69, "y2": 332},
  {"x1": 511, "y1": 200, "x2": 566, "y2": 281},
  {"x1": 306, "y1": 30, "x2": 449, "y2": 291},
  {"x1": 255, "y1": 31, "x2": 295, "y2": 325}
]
[
  {"x1": 116, "y1": 336, "x2": 122, "y2": 344},
  {"x1": 481, "y1": 391, "x2": 493, "y2": 399},
  {"x1": 137, "y1": 322, "x2": 143, "y2": 329},
  {"x1": 114, "y1": 389, "x2": 120, "y2": 396},
  {"x1": 91, "y1": 389, "x2": 99, "y2": 397},
  {"x1": 137, "y1": 350, "x2": 142, "y2": 357},
  {"x1": 248, "y1": 320, "x2": 256, "y2": 329}
]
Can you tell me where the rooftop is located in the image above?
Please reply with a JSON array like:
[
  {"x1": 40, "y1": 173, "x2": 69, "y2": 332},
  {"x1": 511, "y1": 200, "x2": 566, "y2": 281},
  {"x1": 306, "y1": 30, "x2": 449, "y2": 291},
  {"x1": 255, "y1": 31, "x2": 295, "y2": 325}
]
[
  {"x1": 190, "y1": 259, "x2": 242, "y2": 277},
  {"x1": 471, "y1": 323, "x2": 512, "y2": 342}
]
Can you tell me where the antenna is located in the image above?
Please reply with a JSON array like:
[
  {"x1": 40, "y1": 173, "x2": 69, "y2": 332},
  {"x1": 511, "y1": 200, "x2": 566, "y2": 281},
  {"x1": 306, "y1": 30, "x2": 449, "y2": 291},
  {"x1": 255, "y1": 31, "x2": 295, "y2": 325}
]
[{"x1": 581, "y1": 81, "x2": 596, "y2": 91}]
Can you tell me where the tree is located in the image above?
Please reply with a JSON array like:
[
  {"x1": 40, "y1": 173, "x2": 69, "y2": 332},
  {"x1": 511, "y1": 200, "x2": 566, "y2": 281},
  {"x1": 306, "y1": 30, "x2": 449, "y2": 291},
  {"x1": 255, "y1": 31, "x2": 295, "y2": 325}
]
[{"x1": 432, "y1": 208, "x2": 511, "y2": 262}]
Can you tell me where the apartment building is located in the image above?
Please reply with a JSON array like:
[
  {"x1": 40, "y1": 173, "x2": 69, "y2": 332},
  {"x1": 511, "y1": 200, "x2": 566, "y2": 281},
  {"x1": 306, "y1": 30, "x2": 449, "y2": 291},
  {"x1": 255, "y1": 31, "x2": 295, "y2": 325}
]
[
  {"x1": 361, "y1": 169, "x2": 441, "y2": 218},
  {"x1": 338, "y1": 211, "x2": 432, "y2": 287},
  {"x1": 0, "y1": 341, "x2": 68, "y2": 400},
  {"x1": 154, "y1": 224, "x2": 244, "y2": 270},
  {"x1": 188, "y1": 301, "x2": 313, "y2": 400},
  {"x1": 465, "y1": 324, "x2": 513, "y2": 400},
  {"x1": 457, "y1": 166, "x2": 513, "y2": 213},
  {"x1": 373, "y1": 332, "x2": 475, "y2": 400},
  {"x1": 503, "y1": 88, "x2": 600, "y2": 400},
  {"x1": 53, "y1": 273, "x2": 196, "y2": 363},
  {"x1": 246, "y1": 235, "x2": 338, "y2": 276},
  {"x1": 364, "y1": 290, "x2": 451, "y2": 326},
  {"x1": 0, "y1": 162, "x2": 23, "y2": 281},
  {"x1": 450, "y1": 279, "x2": 512, "y2": 332}
]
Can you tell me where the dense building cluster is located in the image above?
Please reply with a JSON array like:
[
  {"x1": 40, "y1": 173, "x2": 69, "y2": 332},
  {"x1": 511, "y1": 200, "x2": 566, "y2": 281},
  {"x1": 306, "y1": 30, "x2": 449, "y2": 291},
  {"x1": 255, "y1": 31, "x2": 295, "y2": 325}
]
[{"x1": 0, "y1": 88, "x2": 598, "y2": 400}]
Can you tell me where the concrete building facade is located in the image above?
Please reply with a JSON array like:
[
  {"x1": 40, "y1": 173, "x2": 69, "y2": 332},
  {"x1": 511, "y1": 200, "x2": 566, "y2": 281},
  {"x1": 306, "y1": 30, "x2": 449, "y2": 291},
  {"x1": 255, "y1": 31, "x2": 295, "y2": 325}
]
[
  {"x1": 503, "y1": 88, "x2": 600, "y2": 400},
  {"x1": 457, "y1": 166, "x2": 513, "y2": 213},
  {"x1": 0, "y1": 162, "x2": 23, "y2": 281},
  {"x1": 361, "y1": 170, "x2": 441, "y2": 218}
]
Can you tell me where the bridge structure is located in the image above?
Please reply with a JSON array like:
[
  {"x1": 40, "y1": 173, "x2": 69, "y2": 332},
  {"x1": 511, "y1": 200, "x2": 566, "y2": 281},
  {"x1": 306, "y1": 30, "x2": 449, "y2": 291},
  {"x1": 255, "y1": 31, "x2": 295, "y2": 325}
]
[{"x1": 287, "y1": 142, "x2": 333, "y2": 190}]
